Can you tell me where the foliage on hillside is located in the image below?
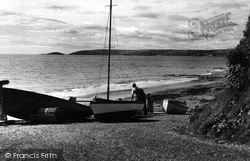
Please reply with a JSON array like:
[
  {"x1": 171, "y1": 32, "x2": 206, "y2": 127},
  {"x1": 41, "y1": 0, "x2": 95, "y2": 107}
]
[
  {"x1": 46, "y1": 52, "x2": 64, "y2": 55},
  {"x1": 226, "y1": 15, "x2": 250, "y2": 91},
  {"x1": 190, "y1": 15, "x2": 250, "y2": 144},
  {"x1": 68, "y1": 49, "x2": 228, "y2": 57}
]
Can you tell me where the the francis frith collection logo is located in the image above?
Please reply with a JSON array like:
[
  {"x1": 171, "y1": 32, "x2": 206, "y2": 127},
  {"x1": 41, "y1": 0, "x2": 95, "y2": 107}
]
[{"x1": 188, "y1": 12, "x2": 237, "y2": 39}]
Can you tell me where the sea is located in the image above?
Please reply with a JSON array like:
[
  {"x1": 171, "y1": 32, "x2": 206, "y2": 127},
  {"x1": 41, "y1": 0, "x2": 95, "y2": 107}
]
[{"x1": 0, "y1": 54, "x2": 227, "y2": 101}]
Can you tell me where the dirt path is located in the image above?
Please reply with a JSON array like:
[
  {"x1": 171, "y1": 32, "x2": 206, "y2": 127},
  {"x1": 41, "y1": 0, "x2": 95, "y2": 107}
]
[{"x1": 0, "y1": 114, "x2": 249, "y2": 161}]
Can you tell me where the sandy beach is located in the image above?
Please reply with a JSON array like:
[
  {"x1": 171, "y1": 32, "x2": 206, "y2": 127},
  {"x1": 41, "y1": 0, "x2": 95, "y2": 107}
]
[{"x1": 1, "y1": 74, "x2": 250, "y2": 161}]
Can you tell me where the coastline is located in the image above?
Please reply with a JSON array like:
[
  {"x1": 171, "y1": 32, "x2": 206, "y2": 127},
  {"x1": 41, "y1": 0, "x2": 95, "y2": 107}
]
[
  {"x1": 70, "y1": 77, "x2": 200, "y2": 103},
  {"x1": 150, "y1": 74, "x2": 226, "y2": 112},
  {"x1": 2, "y1": 72, "x2": 249, "y2": 160}
]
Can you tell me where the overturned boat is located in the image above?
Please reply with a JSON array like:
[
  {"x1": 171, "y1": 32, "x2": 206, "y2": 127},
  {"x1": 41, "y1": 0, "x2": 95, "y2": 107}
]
[
  {"x1": 1, "y1": 80, "x2": 93, "y2": 123},
  {"x1": 163, "y1": 99, "x2": 188, "y2": 114}
]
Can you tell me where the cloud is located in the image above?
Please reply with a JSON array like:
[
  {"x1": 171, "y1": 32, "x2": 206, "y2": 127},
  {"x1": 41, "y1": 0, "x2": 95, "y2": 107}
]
[
  {"x1": 169, "y1": 23, "x2": 191, "y2": 37},
  {"x1": 136, "y1": 11, "x2": 161, "y2": 18},
  {"x1": 167, "y1": 15, "x2": 190, "y2": 22},
  {"x1": 172, "y1": 29, "x2": 189, "y2": 36},
  {"x1": 82, "y1": 24, "x2": 105, "y2": 30},
  {"x1": 81, "y1": 22, "x2": 105, "y2": 30},
  {"x1": 117, "y1": 26, "x2": 170, "y2": 42},
  {"x1": 133, "y1": 5, "x2": 151, "y2": 11},
  {"x1": 133, "y1": 3, "x2": 161, "y2": 19},
  {"x1": 34, "y1": 17, "x2": 66, "y2": 25},
  {"x1": 208, "y1": 1, "x2": 246, "y2": 10},
  {"x1": 0, "y1": 0, "x2": 248, "y2": 54},
  {"x1": 47, "y1": 5, "x2": 78, "y2": 10},
  {"x1": 168, "y1": 33, "x2": 190, "y2": 42},
  {"x1": 0, "y1": 10, "x2": 66, "y2": 27},
  {"x1": 0, "y1": 10, "x2": 20, "y2": 16},
  {"x1": 63, "y1": 29, "x2": 79, "y2": 35},
  {"x1": 155, "y1": 0, "x2": 164, "y2": 3}
]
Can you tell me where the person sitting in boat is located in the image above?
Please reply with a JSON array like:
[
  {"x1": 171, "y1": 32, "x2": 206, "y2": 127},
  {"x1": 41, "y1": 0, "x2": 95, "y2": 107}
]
[{"x1": 131, "y1": 83, "x2": 147, "y2": 115}]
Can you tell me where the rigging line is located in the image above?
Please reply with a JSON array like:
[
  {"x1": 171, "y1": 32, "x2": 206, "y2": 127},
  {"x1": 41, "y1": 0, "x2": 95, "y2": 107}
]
[
  {"x1": 95, "y1": 10, "x2": 110, "y2": 97},
  {"x1": 104, "y1": 12, "x2": 110, "y2": 49},
  {"x1": 112, "y1": 5, "x2": 128, "y2": 99}
]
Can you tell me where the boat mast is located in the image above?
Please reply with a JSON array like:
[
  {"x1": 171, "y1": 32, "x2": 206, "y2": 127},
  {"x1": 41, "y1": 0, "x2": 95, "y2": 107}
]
[{"x1": 107, "y1": 0, "x2": 112, "y2": 100}]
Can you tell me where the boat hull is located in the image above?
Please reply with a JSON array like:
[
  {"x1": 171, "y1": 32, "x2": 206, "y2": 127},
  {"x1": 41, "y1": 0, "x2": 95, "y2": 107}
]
[
  {"x1": 162, "y1": 99, "x2": 188, "y2": 114},
  {"x1": 90, "y1": 99, "x2": 144, "y2": 121},
  {"x1": 3, "y1": 88, "x2": 93, "y2": 121}
]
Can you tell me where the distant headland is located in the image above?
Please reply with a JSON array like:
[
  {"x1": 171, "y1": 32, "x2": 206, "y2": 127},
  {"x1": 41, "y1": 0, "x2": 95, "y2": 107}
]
[
  {"x1": 45, "y1": 52, "x2": 64, "y2": 55},
  {"x1": 45, "y1": 49, "x2": 229, "y2": 57}
]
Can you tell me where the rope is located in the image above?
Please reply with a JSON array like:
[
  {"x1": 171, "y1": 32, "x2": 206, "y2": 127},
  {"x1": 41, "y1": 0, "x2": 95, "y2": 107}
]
[
  {"x1": 112, "y1": 7, "x2": 128, "y2": 99},
  {"x1": 95, "y1": 8, "x2": 110, "y2": 97},
  {"x1": 95, "y1": 0, "x2": 128, "y2": 99}
]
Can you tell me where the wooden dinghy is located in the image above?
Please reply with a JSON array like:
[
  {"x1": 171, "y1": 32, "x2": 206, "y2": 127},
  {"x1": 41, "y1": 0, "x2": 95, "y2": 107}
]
[
  {"x1": 90, "y1": 98, "x2": 144, "y2": 122},
  {"x1": 162, "y1": 99, "x2": 188, "y2": 114}
]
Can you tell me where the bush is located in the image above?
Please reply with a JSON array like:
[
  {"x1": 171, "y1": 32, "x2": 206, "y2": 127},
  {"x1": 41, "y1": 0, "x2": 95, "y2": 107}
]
[
  {"x1": 190, "y1": 15, "x2": 250, "y2": 144},
  {"x1": 225, "y1": 15, "x2": 250, "y2": 91}
]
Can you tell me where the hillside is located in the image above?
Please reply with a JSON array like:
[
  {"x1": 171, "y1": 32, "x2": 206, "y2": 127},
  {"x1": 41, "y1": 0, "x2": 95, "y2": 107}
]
[
  {"x1": 69, "y1": 49, "x2": 228, "y2": 57},
  {"x1": 46, "y1": 52, "x2": 64, "y2": 55},
  {"x1": 190, "y1": 15, "x2": 250, "y2": 144}
]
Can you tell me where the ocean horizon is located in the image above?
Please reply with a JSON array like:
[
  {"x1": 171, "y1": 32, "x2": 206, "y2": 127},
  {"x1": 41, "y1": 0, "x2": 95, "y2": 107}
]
[{"x1": 0, "y1": 54, "x2": 227, "y2": 100}]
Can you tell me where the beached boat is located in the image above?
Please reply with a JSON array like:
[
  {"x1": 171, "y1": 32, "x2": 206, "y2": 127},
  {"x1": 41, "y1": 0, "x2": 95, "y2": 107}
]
[
  {"x1": 90, "y1": 0, "x2": 144, "y2": 122},
  {"x1": 162, "y1": 99, "x2": 188, "y2": 114},
  {"x1": 1, "y1": 80, "x2": 93, "y2": 123},
  {"x1": 91, "y1": 98, "x2": 144, "y2": 121}
]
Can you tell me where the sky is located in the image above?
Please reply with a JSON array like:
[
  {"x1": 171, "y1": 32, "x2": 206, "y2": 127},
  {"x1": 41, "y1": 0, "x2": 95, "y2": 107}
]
[{"x1": 0, "y1": 0, "x2": 249, "y2": 54}]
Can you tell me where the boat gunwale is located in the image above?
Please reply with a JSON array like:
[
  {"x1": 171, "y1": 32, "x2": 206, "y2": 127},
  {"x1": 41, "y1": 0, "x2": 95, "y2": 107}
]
[
  {"x1": 167, "y1": 100, "x2": 188, "y2": 109},
  {"x1": 90, "y1": 101, "x2": 144, "y2": 104}
]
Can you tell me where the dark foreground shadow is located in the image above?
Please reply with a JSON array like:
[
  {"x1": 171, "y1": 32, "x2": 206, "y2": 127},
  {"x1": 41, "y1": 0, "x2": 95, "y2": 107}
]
[
  {"x1": 0, "y1": 117, "x2": 97, "y2": 126},
  {"x1": 97, "y1": 115, "x2": 159, "y2": 123},
  {"x1": 0, "y1": 115, "x2": 158, "y2": 125}
]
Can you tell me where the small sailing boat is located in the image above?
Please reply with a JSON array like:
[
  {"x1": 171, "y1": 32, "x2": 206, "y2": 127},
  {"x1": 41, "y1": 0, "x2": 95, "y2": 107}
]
[{"x1": 90, "y1": 0, "x2": 144, "y2": 122}]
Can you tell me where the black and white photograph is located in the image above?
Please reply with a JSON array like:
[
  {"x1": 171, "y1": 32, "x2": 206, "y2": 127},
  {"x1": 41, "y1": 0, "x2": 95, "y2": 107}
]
[{"x1": 0, "y1": 0, "x2": 250, "y2": 160}]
